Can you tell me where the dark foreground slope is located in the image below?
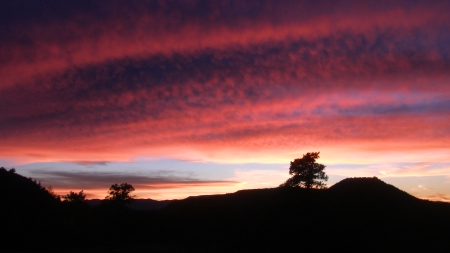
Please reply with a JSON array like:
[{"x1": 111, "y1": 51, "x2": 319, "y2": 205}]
[
  {"x1": 1, "y1": 171, "x2": 449, "y2": 252},
  {"x1": 0, "y1": 168, "x2": 63, "y2": 249},
  {"x1": 157, "y1": 177, "x2": 450, "y2": 251}
]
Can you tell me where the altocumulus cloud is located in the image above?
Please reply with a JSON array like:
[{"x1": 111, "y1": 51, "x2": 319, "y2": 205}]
[{"x1": 0, "y1": 0, "x2": 449, "y2": 163}]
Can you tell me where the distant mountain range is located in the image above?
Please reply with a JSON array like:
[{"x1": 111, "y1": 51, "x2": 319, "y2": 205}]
[
  {"x1": 86, "y1": 198, "x2": 172, "y2": 210},
  {"x1": 1, "y1": 168, "x2": 449, "y2": 252}
]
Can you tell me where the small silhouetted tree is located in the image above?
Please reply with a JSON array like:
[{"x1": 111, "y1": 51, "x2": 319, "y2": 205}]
[
  {"x1": 105, "y1": 183, "x2": 135, "y2": 206},
  {"x1": 62, "y1": 190, "x2": 86, "y2": 202},
  {"x1": 280, "y1": 152, "x2": 328, "y2": 189}
]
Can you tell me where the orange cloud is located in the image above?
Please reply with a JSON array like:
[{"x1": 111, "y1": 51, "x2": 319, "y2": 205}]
[{"x1": 419, "y1": 193, "x2": 450, "y2": 203}]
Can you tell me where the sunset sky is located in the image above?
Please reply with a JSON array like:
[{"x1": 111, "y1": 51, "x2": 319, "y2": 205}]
[{"x1": 1, "y1": 0, "x2": 449, "y2": 201}]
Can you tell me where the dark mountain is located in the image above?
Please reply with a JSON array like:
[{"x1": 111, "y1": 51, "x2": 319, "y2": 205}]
[
  {"x1": 1, "y1": 170, "x2": 449, "y2": 252},
  {"x1": 157, "y1": 178, "x2": 450, "y2": 252},
  {"x1": 333, "y1": 176, "x2": 415, "y2": 196},
  {"x1": 329, "y1": 177, "x2": 417, "y2": 200},
  {"x1": 0, "y1": 167, "x2": 60, "y2": 207},
  {"x1": 86, "y1": 198, "x2": 172, "y2": 210},
  {"x1": 0, "y1": 167, "x2": 62, "y2": 250}
]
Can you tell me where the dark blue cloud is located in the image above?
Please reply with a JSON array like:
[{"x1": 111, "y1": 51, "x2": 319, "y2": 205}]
[
  {"x1": 1, "y1": 0, "x2": 450, "y2": 161},
  {"x1": 1, "y1": 27, "x2": 449, "y2": 141},
  {"x1": 337, "y1": 99, "x2": 450, "y2": 117}
]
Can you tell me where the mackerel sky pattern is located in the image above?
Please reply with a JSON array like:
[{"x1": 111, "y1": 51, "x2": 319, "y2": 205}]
[{"x1": 1, "y1": 0, "x2": 450, "y2": 200}]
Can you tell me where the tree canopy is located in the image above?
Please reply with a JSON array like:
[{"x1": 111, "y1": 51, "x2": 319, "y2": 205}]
[
  {"x1": 280, "y1": 152, "x2": 328, "y2": 189},
  {"x1": 105, "y1": 183, "x2": 135, "y2": 205},
  {"x1": 62, "y1": 190, "x2": 86, "y2": 202}
]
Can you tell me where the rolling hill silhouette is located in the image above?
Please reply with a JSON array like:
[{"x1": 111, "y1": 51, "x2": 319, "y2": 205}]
[
  {"x1": 330, "y1": 177, "x2": 416, "y2": 199},
  {"x1": 0, "y1": 167, "x2": 59, "y2": 207},
  {"x1": 0, "y1": 167, "x2": 62, "y2": 250},
  {"x1": 1, "y1": 169, "x2": 449, "y2": 252},
  {"x1": 157, "y1": 177, "x2": 449, "y2": 252}
]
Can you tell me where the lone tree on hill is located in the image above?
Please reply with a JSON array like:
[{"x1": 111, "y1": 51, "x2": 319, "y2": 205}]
[
  {"x1": 105, "y1": 183, "x2": 135, "y2": 205},
  {"x1": 280, "y1": 152, "x2": 328, "y2": 189}
]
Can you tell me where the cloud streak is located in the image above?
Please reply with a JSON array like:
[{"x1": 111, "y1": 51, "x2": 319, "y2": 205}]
[{"x1": 30, "y1": 169, "x2": 236, "y2": 197}]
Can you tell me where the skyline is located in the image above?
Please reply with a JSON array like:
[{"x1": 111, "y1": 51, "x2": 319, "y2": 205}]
[{"x1": 1, "y1": 0, "x2": 449, "y2": 201}]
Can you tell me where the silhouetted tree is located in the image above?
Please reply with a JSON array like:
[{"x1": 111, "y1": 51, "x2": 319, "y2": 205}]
[
  {"x1": 280, "y1": 152, "x2": 328, "y2": 189},
  {"x1": 62, "y1": 190, "x2": 86, "y2": 202},
  {"x1": 105, "y1": 183, "x2": 135, "y2": 205}
]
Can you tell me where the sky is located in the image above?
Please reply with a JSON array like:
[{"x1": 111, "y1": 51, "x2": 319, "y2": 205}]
[{"x1": 1, "y1": 0, "x2": 449, "y2": 201}]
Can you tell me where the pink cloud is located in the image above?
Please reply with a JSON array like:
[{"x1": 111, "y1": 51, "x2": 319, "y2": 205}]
[
  {"x1": 1, "y1": 1, "x2": 449, "y2": 164},
  {"x1": 1, "y1": 1, "x2": 449, "y2": 89}
]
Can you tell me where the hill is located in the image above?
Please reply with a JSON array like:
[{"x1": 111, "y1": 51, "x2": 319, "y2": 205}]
[
  {"x1": 0, "y1": 167, "x2": 62, "y2": 250},
  {"x1": 1, "y1": 170, "x2": 449, "y2": 252},
  {"x1": 330, "y1": 177, "x2": 416, "y2": 198},
  {"x1": 0, "y1": 167, "x2": 60, "y2": 207},
  {"x1": 157, "y1": 178, "x2": 450, "y2": 251}
]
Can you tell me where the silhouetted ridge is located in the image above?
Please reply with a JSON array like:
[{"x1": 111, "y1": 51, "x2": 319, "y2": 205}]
[
  {"x1": 2, "y1": 169, "x2": 450, "y2": 252},
  {"x1": 0, "y1": 167, "x2": 59, "y2": 208},
  {"x1": 330, "y1": 177, "x2": 390, "y2": 190},
  {"x1": 330, "y1": 177, "x2": 417, "y2": 202},
  {"x1": 86, "y1": 198, "x2": 172, "y2": 210},
  {"x1": 0, "y1": 167, "x2": 63, "y2": 251}
]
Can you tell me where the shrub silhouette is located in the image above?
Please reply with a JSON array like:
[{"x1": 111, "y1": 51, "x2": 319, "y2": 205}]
[
  {"x1": 280, "y1": 152, "x2": 328, "y2": 188},
  {"x1": 62, "y1": 190, "x2": 86, "y2": 202}
]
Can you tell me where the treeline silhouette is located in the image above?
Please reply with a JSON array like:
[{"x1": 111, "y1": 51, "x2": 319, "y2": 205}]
[{"x1": 1, "y1": 167, "x2": 450, "y2": 252}]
